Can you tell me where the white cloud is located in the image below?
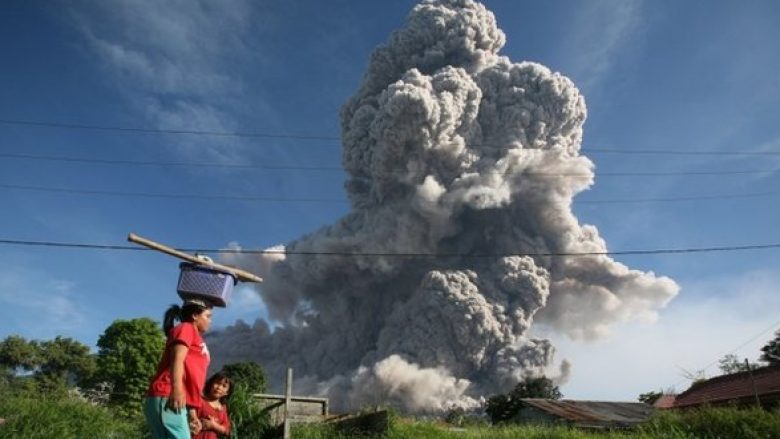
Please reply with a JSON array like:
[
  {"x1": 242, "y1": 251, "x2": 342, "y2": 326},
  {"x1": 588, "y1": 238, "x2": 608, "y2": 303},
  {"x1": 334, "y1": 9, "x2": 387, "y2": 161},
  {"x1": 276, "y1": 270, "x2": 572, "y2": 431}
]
[
  {"x1": 0, "y1": 266, "x2": 86, "y2": 339},
  {"x1": 67, "y1": 0, "x2": 261, "y2": 162},
  {"x1": 545, "y1": 269, "x2": 780, "y2": 400},
  {"x1": 560, "y1": 0, "x2": 643, "y2": 91},
  {"x1": 73, "y1": 0, "x2": 252, "y2": 95}
]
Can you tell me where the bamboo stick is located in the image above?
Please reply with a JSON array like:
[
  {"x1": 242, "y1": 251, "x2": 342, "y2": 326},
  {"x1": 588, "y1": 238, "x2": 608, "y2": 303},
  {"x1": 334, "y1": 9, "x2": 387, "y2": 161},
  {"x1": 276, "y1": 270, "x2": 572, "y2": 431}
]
[{"x1": 127, "y1": 233, "x2": 263, "y2": 283}]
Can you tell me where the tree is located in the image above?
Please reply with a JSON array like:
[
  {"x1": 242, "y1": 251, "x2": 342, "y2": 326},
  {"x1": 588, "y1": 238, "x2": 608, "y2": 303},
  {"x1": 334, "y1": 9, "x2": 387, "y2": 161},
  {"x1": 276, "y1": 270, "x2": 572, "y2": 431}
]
[
  {"x1": 718, "y1": 354, "x2": 763, "y2": 375},
  {"x1": 760, "y1": 330, "x2": 780, "y2": 365},
  {"x1": 0, "y1": 335, "x2": 41, "y2": 371},
  {"x1": 0, "y1": 335, "x2": 41, "y2": 391},
  {"x1": 221, "y1": 361, "x2": 268, "y2": 394},
  {"x1": 0, "y1": 335, "x2": 94, "y2": 394},
  {"x1": 94, "y1": 318, "x2": 165, "y2": 416},
  {"x1": 638, "y1": 391, "x2": 663, "y2": 405},
  {"x1": 227, "y1": 383, "x2": 273, "y2": 439},
  {"x1": 36, "y1": 336, "x2": 96, "y2": 394},
  {"x1": 485, "y1": 376, "x2": 562, "y2": 424},
  {"x1": 220, "y1": 362, "x2": 270, "y2": 438}
]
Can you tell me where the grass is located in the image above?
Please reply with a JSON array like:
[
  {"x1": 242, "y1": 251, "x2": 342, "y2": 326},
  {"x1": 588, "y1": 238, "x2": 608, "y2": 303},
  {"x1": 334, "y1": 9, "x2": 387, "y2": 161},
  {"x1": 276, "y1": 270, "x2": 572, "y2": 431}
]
[
  {"x1": 639, "y1": 406, "x2": 780, "y2": 439},
  {"x1": 293, "y1": 422, "x2": 637, "y2": 439},
  {"x1": 1, "y1": 390, "x2": 778, "y2": 439},
  {"x1": 0, "y1": 393, "x2": 148, "y2": 439},
  {"x1": 292, "y1": 407, "x2": 780, "y2": 439}
]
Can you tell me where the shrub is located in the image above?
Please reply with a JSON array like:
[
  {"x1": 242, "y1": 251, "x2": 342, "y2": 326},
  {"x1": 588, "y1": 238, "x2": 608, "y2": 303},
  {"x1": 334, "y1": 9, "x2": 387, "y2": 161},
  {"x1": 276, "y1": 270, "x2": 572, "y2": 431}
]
[
  {"x1": 640, "y1": 406, "x2": 780, "y2": 439},
  {"x1": 228, "y1": 382, "x2": 273, "y2": 439},
  {"x1": 0, "y1": 393, "x2": 148, "y2": 438}
]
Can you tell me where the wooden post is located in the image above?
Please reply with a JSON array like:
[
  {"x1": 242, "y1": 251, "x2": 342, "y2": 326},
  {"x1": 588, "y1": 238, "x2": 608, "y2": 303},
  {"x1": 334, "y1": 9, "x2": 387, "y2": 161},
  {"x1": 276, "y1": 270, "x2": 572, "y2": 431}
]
[
  {"x1": 283, "y1": 367, "x2": 293, "y2": 439},
  {"x1": 744, "y1": 359, "x2": 762, "y2": 409}
]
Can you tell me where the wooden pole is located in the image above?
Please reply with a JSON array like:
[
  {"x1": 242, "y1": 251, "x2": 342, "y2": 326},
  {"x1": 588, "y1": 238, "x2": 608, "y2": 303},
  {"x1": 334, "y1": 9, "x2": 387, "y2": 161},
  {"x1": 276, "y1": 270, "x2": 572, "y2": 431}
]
[
  {"x1": 283, "y1": 367, "x2": 293, "y2": 439},
  {"x1": 127, "y1": 233, "x2": 263, "y2": 283},
  {"x1": 744, "y1": 359, "x2": 762, "y2": 409}
]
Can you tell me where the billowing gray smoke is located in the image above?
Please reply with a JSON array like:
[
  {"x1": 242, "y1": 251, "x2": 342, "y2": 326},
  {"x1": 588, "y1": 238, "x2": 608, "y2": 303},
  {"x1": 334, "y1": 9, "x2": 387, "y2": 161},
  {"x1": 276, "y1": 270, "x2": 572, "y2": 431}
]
[{"x1": 212, "y1": 0, "x2": 678, "y2": 413}]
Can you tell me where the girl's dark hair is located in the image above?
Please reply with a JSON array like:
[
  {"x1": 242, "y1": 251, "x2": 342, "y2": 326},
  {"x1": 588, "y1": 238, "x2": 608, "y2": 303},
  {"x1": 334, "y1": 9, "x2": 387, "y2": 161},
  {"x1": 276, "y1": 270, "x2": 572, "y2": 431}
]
[
  {"x1": 204, "y1": 371, "x2": 233, "y2": 403},
  {"x1": 162, "y1": 301, "x2": 211, "y2": 336}
]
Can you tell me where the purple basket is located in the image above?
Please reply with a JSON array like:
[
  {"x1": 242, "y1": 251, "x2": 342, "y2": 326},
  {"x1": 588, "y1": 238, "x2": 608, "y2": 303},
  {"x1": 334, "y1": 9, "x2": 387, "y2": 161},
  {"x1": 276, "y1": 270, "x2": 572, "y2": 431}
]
[{"x1": 177, "y1": 263, "x2": 237, "y2": 308}]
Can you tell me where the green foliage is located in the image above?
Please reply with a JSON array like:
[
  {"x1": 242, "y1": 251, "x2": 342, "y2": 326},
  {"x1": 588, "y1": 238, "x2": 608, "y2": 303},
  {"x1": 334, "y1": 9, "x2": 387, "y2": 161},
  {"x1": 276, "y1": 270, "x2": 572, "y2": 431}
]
[
  {"x1": 639, "y1": 406, "x2": 780, "y2": 439},
  {"x1": 227, "y1": 382, "x2": 273, "y2": 439},
  {"x1": 2, "y1": 393, "x2": 775, "y2": 439},
  {"x1": 220, "y1": 361, "x2": 272, "y2": 438},
  {"x1": 0, "y1": 335, "x2": 41, "y2": 370},
  {"x1": 637, "y1": 391, "x2": 662, "y2": 405},
  {"x1": 444, "y1": 407, "x2": 488, "y2": 428},
  {"x1": 1, "y1": 335, "x2": 39, "y2": 391},
  {"x1": 37, "y1": 336, "x2": 96, "y2": 393},
  {"x1": 760, "y1": 329, "x2": 780, "y2": 365},
  {"x1": 268, "y1": 408, "x2": 780, "y2": 439},
  {"x1": 485, "y1": 376, "x2": 562, "y2": 424},
  {"x1": 292, "y1": 419, "x2": 634, "y2": 438},
  {"x1": 1, "y1": 335, "x2": 96, "y2": 394},
  {"x1": 717, "y1": 353, "x2": 763, "y2": 375},
  {"x1": 94, "y1": 318, "x2": 166, "y2": 417},
  {"x1": 222, "y1": 361, "x2": 268, "y2": 394},
  {"x1": 0, "y1": 392, "x2": 149, "y2": 438},
  {"x1": 292, "y1": 423, "x2": 349, "y2": 439}
]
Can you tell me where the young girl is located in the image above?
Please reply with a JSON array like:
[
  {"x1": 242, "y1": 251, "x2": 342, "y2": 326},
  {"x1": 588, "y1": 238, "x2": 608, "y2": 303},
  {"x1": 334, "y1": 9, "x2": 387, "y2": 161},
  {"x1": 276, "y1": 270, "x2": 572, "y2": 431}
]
[
  {"x1": 192, "y1": 372, "x2": 232, "y2": 438},
  {"x1": 144, "y1": 299, "x2": 213, "y2": 439}
]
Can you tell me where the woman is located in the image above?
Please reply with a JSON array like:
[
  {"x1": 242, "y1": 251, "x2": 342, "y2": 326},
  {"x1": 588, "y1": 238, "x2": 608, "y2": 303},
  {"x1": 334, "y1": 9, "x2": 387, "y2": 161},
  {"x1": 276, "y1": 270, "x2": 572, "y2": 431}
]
[{"x1": 144, "y1": 299, "x2": 213, "y2": 439}]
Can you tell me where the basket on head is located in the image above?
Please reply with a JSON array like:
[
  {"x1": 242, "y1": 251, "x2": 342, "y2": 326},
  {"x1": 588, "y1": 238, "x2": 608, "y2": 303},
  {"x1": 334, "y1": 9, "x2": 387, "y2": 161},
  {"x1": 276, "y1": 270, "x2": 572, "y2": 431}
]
[{"x1": 176, "y1": 262, "x2": 237, "y2": 308}]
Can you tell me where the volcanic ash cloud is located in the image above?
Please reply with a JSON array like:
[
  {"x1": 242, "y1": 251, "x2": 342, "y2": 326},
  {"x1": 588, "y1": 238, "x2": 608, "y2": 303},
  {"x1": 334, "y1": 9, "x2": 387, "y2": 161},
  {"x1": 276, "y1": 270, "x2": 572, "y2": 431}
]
[{"x1": 212, "y1": 0, "x2": 679, "y2": 412}]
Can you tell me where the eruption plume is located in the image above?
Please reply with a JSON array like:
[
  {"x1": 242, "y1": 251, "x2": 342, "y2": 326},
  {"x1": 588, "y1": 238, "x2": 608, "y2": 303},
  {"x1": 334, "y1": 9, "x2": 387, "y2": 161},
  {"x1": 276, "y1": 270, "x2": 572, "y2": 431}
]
[{"x1": 212, "y1": 0, "x2": 678, "y2": 412}]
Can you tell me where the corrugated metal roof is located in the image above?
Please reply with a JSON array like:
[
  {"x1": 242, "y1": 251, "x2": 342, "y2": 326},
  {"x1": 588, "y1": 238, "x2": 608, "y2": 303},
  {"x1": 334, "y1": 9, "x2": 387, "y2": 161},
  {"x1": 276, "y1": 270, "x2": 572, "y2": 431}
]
[
  {"x1": 519, "y1": 399, "x2": 654, "y2": 426},
  {"x1": 674, "y1": 365, "x2": 780, "y2": 408}
]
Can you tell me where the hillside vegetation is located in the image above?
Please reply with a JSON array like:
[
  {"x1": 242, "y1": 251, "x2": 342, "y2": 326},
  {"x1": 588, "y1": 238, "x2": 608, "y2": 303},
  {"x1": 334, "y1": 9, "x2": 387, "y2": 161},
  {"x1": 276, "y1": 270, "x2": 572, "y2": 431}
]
[{"x1": 2, "y1": 390, "x2": 779, "y2": 439}]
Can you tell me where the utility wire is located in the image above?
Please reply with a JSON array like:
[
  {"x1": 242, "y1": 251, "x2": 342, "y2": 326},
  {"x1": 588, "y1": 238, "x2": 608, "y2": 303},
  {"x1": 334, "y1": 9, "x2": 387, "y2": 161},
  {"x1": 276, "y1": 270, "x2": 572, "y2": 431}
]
[
  {"x1": 578, "y1": 190, "x2": 780, "y2": 204},
  {"x1": 3, "y1": 182, "x2": 780, "y2": 205},
  {"x1": 0, "y1": 118, "x2": 339, "y2": 141},
  {"x1": 671, "y1": 319, "x2": 780, "y2": 390},
  {"x1": 0, "y1": 183, "x2": 344, "y2": 203},
  {"x1": 583, "y1": 148, "x2": 780, "y2": 156},
  {"x1": 2, "y1": 152, "x2": 779, "y2": 177},
  {"x1": 0, "y1": 152, "x2": 343, "y2": 171},
  {"x1": 2, "y1": 238, "x2": 780, "y2": 257},
  {"x1": 2, "y1": 117, "x2": 779, "y2": 156}
]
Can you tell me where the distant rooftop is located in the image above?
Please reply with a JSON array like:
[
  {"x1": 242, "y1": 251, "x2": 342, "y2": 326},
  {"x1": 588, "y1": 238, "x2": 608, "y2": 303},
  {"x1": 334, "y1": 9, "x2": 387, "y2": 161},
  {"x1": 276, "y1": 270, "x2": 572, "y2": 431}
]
[
  {"x1": 518, "y1": 399, "x2": 654, "y2": 428},
  {"x1": 674, "y1": 364, "x2": 780, "y2": 408}
]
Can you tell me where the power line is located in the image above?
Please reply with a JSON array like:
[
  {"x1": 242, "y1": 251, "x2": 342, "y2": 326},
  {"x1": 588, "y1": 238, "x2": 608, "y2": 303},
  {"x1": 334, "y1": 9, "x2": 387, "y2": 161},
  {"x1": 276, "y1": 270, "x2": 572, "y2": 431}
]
[
  {"x1": 3, "y1": 182, "x2": 780, "y2": 205},
  {"x1": 583, "y1": 148, "x2": 780, "y2": 156},
  {"x1": 2, "y1": 117, "x2": 779, "y2": 156},
  {"x1": 578, "y1": 190, "x2": 780, "y2": 204},
  {"x1": 0, "y1": 183, "x2": 345, "y2": 203},
  {"x1": 671, "y1": 319, "x2": 780, "y2": 389},
  {"x1": 2, "y1": 152, "x2": 779, "y2": 177},
  {"x1": 0, "y1": 152, "x2": 343, "y2": 171},
  {"x1": 0, "y1": 118, "x2": 340, "y2": 141},
  {"x1": 1, "y1": 238, "x2": 780, "y2": 257}
]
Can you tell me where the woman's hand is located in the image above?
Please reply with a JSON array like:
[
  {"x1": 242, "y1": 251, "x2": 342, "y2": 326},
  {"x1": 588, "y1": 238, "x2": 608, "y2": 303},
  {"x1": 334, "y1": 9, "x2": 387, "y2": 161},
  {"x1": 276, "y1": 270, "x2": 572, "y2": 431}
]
[
  {"x1": 166, "y1": 343, "x2": 189, "y2": 413},
  {"x1": 166, "y1": 385, "x2": 187, "y2": 412}
]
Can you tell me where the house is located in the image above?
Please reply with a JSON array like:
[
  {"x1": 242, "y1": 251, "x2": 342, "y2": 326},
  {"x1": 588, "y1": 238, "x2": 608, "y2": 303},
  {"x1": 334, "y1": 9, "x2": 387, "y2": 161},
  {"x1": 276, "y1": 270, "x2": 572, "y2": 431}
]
[
  {"x1": 513, "y1": 399, "x2": 654, "y2": 429},
  {"x1": 674, "y1": 364, "x2": 780, "y2": 409},
  {"x1": 652, "y1": 394, "x2": 677, "y2": 409}
]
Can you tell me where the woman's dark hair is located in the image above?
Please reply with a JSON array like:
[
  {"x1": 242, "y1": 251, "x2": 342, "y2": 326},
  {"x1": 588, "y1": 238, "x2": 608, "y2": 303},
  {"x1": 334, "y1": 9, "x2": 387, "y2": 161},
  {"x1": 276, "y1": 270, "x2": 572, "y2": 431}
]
[
  {"x1": 204, "y1": 371, "x2": 233, "y2": 404},
  {"x1": 162, "y1": 301, "x2": 211, "y2": 336}
]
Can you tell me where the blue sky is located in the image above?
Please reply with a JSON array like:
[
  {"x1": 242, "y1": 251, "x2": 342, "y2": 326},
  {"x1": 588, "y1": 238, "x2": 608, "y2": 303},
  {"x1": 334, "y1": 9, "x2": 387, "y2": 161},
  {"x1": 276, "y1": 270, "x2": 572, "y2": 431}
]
[{"x1": 1, "y1": 0, "x2": 779, "y2": 400}]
